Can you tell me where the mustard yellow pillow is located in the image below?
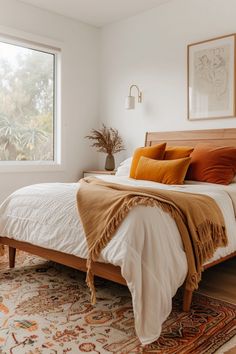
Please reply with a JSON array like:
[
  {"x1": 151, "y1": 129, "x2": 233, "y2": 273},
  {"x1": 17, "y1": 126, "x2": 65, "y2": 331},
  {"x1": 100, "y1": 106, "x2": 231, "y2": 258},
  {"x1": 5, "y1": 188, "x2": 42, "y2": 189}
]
[
  {"x1": 130, "y1": 143, "x2": 166, "y2": 178},
  {"x1": 164, "y1": 146, "x2": 194, "y2": 160},
  {"x1": 135, "y1": 156, "x2": 191, "y2": 184}
]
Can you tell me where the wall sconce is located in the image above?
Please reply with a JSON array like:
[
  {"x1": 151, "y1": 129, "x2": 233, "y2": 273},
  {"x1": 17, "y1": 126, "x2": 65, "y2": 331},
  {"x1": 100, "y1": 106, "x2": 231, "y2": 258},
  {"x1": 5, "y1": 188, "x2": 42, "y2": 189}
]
[{"x1": 125, "y1": 84, "x2": 142, "y2": 110}]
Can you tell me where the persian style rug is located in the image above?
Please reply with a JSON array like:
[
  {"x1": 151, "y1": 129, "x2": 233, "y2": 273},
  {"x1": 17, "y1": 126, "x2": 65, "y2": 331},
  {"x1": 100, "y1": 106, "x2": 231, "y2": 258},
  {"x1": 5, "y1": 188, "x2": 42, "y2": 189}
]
[{"x1": 0, "y1": 251, "x2": 236, "y2": 354}]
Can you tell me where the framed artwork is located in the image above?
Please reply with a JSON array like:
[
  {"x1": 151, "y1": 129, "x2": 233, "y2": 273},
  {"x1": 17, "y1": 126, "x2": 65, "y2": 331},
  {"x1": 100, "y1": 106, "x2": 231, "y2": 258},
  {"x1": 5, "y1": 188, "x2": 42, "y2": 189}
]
[{"x1": 187, "y1": 34, "x2": 236, "y2": 120}]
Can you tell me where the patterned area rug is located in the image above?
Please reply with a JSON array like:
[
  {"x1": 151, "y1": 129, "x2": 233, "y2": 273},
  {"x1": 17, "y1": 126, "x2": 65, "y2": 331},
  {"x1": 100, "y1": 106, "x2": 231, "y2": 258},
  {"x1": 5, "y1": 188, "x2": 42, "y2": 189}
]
[{"x1": 0, "y1": 251, "x2": 236, "y2": 354}]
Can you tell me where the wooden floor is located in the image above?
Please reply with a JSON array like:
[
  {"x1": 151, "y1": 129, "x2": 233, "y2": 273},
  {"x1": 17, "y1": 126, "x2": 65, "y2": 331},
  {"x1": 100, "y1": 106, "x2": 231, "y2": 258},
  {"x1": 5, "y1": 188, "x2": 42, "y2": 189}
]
[
  {"x1": 199, "y1": 257, "x2": 236, "y2": 354},
  {"x1": 199, "y1": 257, "x2": 236, "y2": 304},
  {"x1": 225, "y1": 345, "x2": 236, "y2": 354}
]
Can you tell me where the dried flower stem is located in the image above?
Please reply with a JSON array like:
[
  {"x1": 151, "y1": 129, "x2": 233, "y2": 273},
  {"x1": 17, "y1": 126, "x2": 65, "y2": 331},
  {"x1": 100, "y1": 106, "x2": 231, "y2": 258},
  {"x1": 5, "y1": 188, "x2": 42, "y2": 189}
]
[{"x1": 85, "y1": 124, "x2": 125, "y2": 155}]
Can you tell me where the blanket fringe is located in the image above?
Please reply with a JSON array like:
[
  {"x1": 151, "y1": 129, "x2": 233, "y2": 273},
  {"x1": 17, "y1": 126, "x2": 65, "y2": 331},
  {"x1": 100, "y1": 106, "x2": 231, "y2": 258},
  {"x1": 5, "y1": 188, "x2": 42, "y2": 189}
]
[
  {"x1": 196, "y1": 221, "x2": 227, "y2": 265},
  {"x1": 90, "y1": 196, "x2": 181, "y2": 261}
]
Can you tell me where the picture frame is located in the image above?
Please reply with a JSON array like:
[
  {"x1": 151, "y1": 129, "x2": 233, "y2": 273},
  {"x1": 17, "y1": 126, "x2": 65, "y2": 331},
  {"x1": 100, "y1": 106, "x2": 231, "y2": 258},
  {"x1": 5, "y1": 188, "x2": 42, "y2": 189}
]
[{"x1": 187, "y1": 34, "x2": 236, "y2": 120}]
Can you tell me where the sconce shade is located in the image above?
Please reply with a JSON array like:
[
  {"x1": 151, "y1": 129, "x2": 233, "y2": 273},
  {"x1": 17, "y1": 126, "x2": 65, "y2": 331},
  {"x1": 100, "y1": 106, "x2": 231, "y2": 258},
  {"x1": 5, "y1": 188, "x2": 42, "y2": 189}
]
[
  {"x1": 125, "y1": 95, "x2": 135, "y2": 110},
  {"x1": 125, "y1": 84, "x2": 142, "y2": 110}
]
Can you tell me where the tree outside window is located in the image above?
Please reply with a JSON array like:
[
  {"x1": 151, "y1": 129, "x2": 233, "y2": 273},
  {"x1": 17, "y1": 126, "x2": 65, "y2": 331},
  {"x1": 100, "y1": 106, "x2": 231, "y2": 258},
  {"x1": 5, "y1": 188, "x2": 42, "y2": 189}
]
[{"x1": 0, "y1": 40, "x2": 55, "y2": 161}]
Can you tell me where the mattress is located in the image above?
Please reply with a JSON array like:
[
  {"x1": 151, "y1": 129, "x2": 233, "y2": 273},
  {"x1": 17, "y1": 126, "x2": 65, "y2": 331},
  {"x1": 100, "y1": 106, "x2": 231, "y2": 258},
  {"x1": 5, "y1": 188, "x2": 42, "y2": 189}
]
[{"x1": 0, "y1": 176, "x2": 235, "y2": 345}]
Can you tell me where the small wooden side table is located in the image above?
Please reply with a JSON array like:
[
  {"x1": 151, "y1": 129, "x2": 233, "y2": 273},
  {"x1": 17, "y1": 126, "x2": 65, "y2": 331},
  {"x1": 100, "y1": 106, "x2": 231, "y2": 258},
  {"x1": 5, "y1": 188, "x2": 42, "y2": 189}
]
[{"x1": 83, "y1": 170, "x2": 116, "y2": 178}]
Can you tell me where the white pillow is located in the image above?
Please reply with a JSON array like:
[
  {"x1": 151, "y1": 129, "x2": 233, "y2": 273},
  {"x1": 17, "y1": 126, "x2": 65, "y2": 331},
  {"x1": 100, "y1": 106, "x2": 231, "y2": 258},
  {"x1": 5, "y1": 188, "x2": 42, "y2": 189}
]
[
  {"x1": 120, "y1": 157, "x2": 132, "y2": 166},
  {"x1": 115, "y1": 157, "x2": 132, "y2": 176}
]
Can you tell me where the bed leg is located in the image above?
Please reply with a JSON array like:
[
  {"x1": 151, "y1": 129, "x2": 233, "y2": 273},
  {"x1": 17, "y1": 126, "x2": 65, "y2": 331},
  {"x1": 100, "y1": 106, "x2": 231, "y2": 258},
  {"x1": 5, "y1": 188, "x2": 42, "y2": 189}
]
[
  {"x1": 183, "y1": 289, "x2": 193, "y2": 312},
  {"x1": 9, "y1": 246, "x2": 16, "y2": 268}
]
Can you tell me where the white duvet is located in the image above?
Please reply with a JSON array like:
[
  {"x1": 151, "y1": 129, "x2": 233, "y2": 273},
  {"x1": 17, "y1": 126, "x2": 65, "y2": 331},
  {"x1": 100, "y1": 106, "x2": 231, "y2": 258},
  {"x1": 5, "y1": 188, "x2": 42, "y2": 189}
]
[{"x1": 0, "y1": 176, "x2": 236, "y2": 345}]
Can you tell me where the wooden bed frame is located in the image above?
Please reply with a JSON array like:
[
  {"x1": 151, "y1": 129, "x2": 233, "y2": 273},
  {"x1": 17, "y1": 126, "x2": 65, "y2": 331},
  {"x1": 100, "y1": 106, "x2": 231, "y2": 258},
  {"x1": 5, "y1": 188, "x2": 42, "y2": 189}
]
[{"x1": 1, "y1": 128, "x2": 236, "y2": 312}]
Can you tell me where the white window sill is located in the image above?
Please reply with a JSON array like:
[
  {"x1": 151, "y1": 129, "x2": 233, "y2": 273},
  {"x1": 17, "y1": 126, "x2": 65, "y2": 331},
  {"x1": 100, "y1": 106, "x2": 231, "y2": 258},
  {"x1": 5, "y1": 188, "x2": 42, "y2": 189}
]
[{"x1": 0, "y1": 161, "x2": 64, "y2": 173}]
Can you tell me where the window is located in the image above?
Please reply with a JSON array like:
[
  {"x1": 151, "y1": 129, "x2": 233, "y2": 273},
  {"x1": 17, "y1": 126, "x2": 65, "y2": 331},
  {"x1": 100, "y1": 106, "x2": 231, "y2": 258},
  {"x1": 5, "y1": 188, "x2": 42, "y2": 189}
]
[{"x1": 0, "y1": 36, "x2": 59, "y2": 164}]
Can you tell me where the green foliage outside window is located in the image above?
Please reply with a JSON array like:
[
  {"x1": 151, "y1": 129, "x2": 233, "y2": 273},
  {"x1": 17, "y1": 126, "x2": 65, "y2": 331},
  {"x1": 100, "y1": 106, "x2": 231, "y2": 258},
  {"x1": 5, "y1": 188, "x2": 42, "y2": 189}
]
[{"x1": 0, "y1": 41, "x2": 54, "y2": 161}]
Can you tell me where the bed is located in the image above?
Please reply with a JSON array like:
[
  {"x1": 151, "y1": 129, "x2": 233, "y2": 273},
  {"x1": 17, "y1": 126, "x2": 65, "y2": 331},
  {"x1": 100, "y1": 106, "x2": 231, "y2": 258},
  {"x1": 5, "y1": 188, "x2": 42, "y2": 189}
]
[{"x1": 0, "y1": 128, "x2": 236, "y2": 345}]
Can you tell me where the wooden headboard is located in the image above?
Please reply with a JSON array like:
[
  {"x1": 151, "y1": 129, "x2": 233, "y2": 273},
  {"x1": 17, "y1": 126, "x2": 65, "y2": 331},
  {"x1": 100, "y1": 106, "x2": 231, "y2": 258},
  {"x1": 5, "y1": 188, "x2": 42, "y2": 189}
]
[{"x1": 145, "y1": 129, "x2": 236, "y2": 147}]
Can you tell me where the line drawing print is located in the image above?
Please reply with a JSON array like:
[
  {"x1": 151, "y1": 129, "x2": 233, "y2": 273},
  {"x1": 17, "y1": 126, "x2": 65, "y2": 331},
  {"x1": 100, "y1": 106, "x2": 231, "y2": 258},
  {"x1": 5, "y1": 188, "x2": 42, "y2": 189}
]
[{"x1": 193, "y1": 45, "x2": 230, "y2": 111}]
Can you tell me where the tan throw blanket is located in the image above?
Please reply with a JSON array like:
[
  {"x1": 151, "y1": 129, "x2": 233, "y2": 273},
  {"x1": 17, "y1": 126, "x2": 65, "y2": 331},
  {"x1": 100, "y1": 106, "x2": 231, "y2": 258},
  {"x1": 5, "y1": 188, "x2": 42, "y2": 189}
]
[{"x1": 77, "y1": 177, "x2": 227, "y2": 304}]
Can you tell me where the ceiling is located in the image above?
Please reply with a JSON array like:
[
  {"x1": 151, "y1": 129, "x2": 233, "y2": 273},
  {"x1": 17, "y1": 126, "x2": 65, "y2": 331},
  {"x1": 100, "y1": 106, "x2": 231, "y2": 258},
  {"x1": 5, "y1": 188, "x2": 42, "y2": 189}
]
[{"x1": 19, "y1": 0, "x2": 171, "y2": 27}]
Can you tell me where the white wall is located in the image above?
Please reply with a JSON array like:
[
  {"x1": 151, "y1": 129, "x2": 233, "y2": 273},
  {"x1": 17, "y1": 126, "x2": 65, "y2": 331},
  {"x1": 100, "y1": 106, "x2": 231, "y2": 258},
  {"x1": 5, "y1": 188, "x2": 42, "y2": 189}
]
[
  {"x1": 0, "y1": 0, "x2": 99, "y2": 202},
  {"x1": 2, "y1": 0, "x2": 236, "y2": 201},
  {"x1": 100, "y1": 0, "x2": 236, "y2": 163}
]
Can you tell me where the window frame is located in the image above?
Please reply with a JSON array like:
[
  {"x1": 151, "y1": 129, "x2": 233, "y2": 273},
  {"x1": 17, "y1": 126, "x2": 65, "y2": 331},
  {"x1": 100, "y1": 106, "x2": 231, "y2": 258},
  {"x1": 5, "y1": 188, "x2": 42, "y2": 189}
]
[{"x1": 0, "y1": 31, "x2": 62, "y2": 172}]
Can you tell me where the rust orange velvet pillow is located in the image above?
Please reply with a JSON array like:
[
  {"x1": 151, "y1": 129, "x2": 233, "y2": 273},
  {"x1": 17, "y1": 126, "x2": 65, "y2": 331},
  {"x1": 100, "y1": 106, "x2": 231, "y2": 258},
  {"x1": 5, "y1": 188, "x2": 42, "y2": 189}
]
[
  {"x1": 135, "y1": 156, "x2": 191, "y2": 184},
  {"x1": 186, "y1": 144, "x2": 236, "y2": 185},
  {"x1": 129, "y1": 143, "x2": 166, "y2": 178},
  {"x1": 164, "y1": 146, "x2": 194, "y2": 160}
]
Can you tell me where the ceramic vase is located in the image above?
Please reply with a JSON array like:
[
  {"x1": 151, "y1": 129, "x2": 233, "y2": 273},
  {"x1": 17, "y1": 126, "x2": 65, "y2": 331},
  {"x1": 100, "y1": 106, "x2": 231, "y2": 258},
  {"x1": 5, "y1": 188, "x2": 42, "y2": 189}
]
[{"x1": 105, "y1": 154, "x2": 115, "y2": 171}]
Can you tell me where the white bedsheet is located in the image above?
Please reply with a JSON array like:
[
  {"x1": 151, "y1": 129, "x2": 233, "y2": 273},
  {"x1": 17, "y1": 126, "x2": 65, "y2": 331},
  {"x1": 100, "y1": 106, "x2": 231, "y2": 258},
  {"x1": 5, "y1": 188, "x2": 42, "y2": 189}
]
[
  {"x1": 186, "y1": 180, "x2": 236, "y2": 217},
  {"x1": 0, "y1": 176, "x2": 235, "y2": 345}
]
